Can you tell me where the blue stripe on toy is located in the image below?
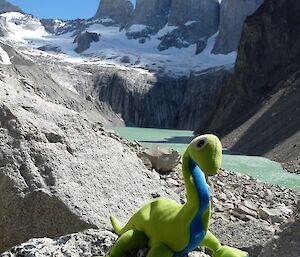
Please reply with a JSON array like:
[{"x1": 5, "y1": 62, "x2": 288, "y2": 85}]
[{"x1": 175, "y1": 157, "x2": 210, "y2": 256}]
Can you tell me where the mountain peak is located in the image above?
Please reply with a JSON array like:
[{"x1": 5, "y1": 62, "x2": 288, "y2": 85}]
[
  {"x1": 0, "y1": 0, "x2": 22, "y2": 14},
  {"x1": 94, "y1": 0, "x2": 133, "y2": 24}
]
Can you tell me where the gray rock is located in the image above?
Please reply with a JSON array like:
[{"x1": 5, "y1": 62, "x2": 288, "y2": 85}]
[
  {"x1": 40, "y1": 19, "x2": 66, "y2": 34},
  {"x1": 0, "y1": 16, "x2": 7, "y2": 37},
  {"x1": 0, "y1": 81, "x2": 178, "y2": 253},
  {"x1": 177, "y1": 68, "x2": 233, "y2": 130},
  {"x1": 0, "y1": 0, "x2": 22, "y2": 14},
  {"x1": 0, "y1": 229, "x2": 117, "y2": 257},
  {"x1": 37, "y1": 45, "x2": 61, "y2": 53},
  {"x1": 258, "y1": 215, "x2": 300, "y2": 257},
  {"x1": 140, "y1": 147, "x2": 181, "y2": 173},
  {"x1": 0, "y1": 229, "x2": 210, "y2": 257},
  {"x1": 95, "y1": 0, "x2": 134, "y2": 25},
  {"x1": 158, "y1": 0, "x2": 219, "y2": 50},
  {"x1": 211, "y1": 219, "x2": 275, "y2": 256},
  {"x1": 128, "y1": 0, "x2": 172, "y2": 33},
  {"x1": 212, "y1": 0, "x2": 263, "y2": 54},
  {"x1": 258, "y1": 207, "x2": 286, "y2": 224},
  {"x1": 95, "y1": 67, "x2": 232, "y2": 130},
  {"x1": 73, "y1": 31, "x2": 100, "y2": 53},
  {"x1": 243, "y1": 200, "x2": 259, "y2": 211},
  {"x1": 195, "y1": 38, "x2": 207, "y2": 55},
  {"x1": 233, "y1": 206, "x2": 257, "y2": 218},
  {"x1": 120, "y1": 55, "x2": 131, "y2": 63},
  {"x1": 199, "y1": 0, "x2": 300, "y2": 175}
]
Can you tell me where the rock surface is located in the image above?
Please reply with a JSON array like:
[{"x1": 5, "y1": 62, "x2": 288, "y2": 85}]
[
  {"x1": 128, "y1": 0, "x2": 172, "y2": 32},
  {"x1": 159, "y1": 0, "x2": 219, "y2": 49},
  {"x1": 0, "y1": 230, "x2": 117, "y2": 257},
  {"x1": 202, "y1": 0, "x2": 300, "y2": 173},
  {"x1": 0, "y1": 0, "x2": 22, "y2": 14},
  {"x1": 139, "y1": 147, "x2": 181, "y2": 173},
  {"x1": 94, "y1": 67, "x2": 232, "y2": 130},
  {"x1": 73, "y1": 31, "x2": 100, "y2": 53},
  {"x1": 212, "y1": 0, "x2": 263, "y2": 54},
  {"x1": 0, "y1": 229, "x2": 210, "y2": 257},
  {"x1": 258, "y1": 213, "x2": 300, "y2": 257},
  {"x1": 0, "y1": 77, "x2": 178, "y2": 253},
  {"x1": 95, "y1": 0, "x2": 134, "y2": 25}
]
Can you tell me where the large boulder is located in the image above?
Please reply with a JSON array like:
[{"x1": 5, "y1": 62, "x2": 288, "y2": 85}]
[
  {"x1": 73, "y1": 31, "x2": 100, "y2": 53},
  {"x1": 139, "y1": 147, "x2": 181, "y2": 173},
  {"x1": 95, "y1": 0, "x2": 134, "y2": 25},
  {"x1": 0, "y1": 81, "x2": 178, "y2": 253},
  {"x1": 258, "y1": 214, "x2": 300, "y2": 257},
  {"x1": 0, "y1": 230, "x2": 117, "y2": 257},
  {"x1": 212, "y1": 0, "x2": 263, "y2": 54}
]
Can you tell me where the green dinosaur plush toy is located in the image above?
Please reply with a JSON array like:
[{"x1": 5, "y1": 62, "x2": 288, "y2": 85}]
[{"x1": 103, "y1": 134, "x2": 248, "y2": 257}]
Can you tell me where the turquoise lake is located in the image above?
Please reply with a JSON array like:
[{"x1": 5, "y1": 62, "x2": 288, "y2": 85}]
[{"x1": 109, "y1": 126, "x2": 300, "y2": 192}]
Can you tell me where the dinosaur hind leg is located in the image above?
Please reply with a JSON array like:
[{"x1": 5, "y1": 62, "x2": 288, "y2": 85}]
[
  {"x1": 107, "y1": 230, "x2": 148, "y2": 257},
  {"x1": 201, "y1": 231, "x2": 248, "y2": 257},
  {"x1": 147, "y1": 244, "x2": 174, "y2": 257}
]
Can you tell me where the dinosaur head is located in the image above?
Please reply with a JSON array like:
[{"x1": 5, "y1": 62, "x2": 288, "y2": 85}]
[{"x1": 187, "y1": 134, "x2": 222, "y2": 176}]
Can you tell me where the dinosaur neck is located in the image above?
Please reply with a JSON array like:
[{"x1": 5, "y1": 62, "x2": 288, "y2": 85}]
[{"x1": 182, "y1": 151, "x2": 210, "y2": 212}]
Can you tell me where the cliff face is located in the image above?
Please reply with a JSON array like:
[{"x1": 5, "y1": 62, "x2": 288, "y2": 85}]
[
  {"x1": 158, "y1": 0, "x2": 219, "y2": 50},
  {"x1": 128, "y1": 0, "x2": 172, "y2": 31},
  {"x1": 94, "y1": 0, "x2": 134, "y2": 24},
  {"x1": 168, "y1": 0, "x2": 219, "y2": 31},
  {"x1": 204, "y1": 0, "x2": 300, "y2": 172},
  {"x1": 90, "y1": 0, "x2": 260, "y2": 52},
  {"x1": 92, "y1": 68, "x2": 232, "y2": 129},
  {"x1": 212, "y1": 0, "x2": 263, "y2": 54}
]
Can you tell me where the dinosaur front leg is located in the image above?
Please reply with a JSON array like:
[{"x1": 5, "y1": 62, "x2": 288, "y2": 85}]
[
  {"x1": 200, "y1": 231, "x2": 249, "y2": 257},
  {"x1": 107, "y1": 230, "x2": 148, "y2": 257},
  {"x1": 147, "y1": 244, "x2": 174, "y2": 257}
]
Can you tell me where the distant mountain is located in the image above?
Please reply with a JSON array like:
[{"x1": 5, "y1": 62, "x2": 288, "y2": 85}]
[
  {"x1": 0, "y1": 0, "x2": 22, "y2": 14},
  {"x1": 0, "y1": 0, "x2": 273, "y2": 133}
]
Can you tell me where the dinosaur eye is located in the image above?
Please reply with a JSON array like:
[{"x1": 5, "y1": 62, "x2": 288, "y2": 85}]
[{"x1": 195, "y1": 138, "x2": 207, "y2": 150}]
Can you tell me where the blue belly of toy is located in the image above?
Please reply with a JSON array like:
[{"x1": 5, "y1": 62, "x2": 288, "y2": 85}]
[{"x1": 175, "y1": 158, "x2": 210, "y2": 256}]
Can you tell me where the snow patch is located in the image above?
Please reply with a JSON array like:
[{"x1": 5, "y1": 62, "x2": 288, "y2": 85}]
[
  {"x1": 185, "y1": 21, "x2": 197, "y2": 26},
  {"x1": 128, "y1": 24, "x2": 148, "y2": 33},
  {"x1": 0, "y1": 12, "x2": 48, "y2": 45},
  {"x1": 0, "y1": 46, "x2": 11, "y2": 64},
  {"x1": 156, "y1": 24, "x2": 177, "y2": 37}
]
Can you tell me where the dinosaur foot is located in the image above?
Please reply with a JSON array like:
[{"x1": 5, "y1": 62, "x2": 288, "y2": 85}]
[{"x1": 213, "y1": 246, "x2": 249, "y2": 257}]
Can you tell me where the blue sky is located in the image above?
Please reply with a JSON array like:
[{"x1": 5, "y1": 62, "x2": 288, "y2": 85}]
[{"x1": 8, "y1": 0, "x2": 136, "y2": 20}]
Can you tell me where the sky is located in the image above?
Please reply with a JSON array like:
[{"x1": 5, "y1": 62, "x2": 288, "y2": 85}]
[{"x1": 8, "y1": 0, "x2": 137, "y2": 20}]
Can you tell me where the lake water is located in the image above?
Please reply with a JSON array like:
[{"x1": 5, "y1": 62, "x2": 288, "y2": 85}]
[{"x1": 109, "y1": 126, "x2": 300, "y2": 192}]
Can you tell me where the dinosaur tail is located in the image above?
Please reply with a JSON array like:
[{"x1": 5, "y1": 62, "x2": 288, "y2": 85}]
[{"x1": 110, "y1": 216, "x2": 123, "y2": 235}]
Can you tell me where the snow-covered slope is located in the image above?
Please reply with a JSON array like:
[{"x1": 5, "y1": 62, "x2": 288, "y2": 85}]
[
  {"x1": 0, "y1": 12, "x2": 236, "y2": 76},
  {"x1": 0, "y1": 46, "x2": 10, "y2": 63}
]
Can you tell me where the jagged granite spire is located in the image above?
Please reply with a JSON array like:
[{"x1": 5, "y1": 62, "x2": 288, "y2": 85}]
[
  {"x1": 94, "y1": 0, "x2": 134, "y2": 24},
  {"x1": 168, "y1": 0, "x2": 219, "y2": 32},
  {"x1": 128, "y1": 0, "x2": 172, "y2": 31},
  {"x1": 212, "y1": 0, "x2": 263, "y2": 54},
  {"x1": 0, "y1": 0, "x2": 22, "y2": 14}
]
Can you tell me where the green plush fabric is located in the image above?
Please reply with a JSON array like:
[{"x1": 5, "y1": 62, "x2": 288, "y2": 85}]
[{"x1": 102, "y1": 135, "x2": 248, "y2": 257}]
